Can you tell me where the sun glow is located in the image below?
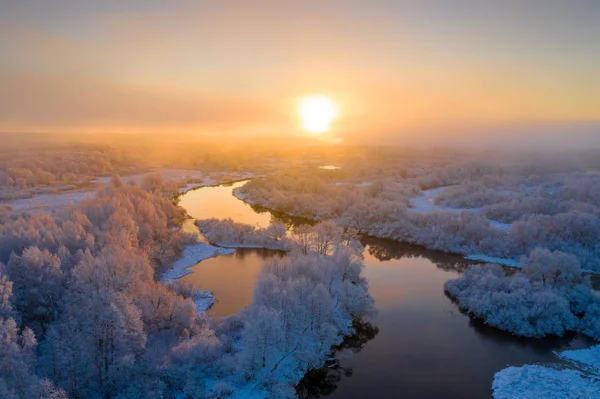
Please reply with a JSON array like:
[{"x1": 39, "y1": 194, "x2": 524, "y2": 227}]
[{"x1": 299, "y1": 95, "x2": 338, "y2": 134}]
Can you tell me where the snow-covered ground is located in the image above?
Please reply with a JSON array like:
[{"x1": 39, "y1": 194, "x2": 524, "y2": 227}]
[
  {"x1": 463, "y1": 254, "x2": 600, "y2": 274},
  {"x1": 492, "y1": 345, "x2": 600, "y2": 399},
  {"x1": 206, "y1": 241, "x2": 288, "y2": 251},
  {"x1": 409, "y1": 186, "x2": 512, "y2": 231},
  {"x1": 162, "y1": 243, "x2": 235, "y2": 282},
  {"x1": 161, "y1": 242, "x2": 235, "y2": 312},
  {"x1": 492, "y1": 364, "x2": 600, "y2": 399},
  {"x1": 4, "y1": 191, "x2": 91, "y2": 212},
  {"x1": 409, "y1": 187, "x2": 456, "y2": 213},
  {"x1": 189, "y1": 290, "x2": 217, "y2": 313},
  {"x1": 464, "y1": 254, "x2": 520, "y2": 268},
  {"x1": 559, "y1": 345, "x2": 600, "y2": 373}
]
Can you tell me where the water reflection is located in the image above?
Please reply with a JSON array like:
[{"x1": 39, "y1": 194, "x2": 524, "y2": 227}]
[
  {"x1": 180, "y1": 247, "x2": 284, "y2": 316},
  {"x1": 296, "y1": 319, "x2": 380, "y2": 398},
  {"x1": 178, "y1": 180, "x2": 595, "y2": 399},
  {"x1": 181, "y1": 180, "x2": 311, "y2": 229},
  {"x1": 317, "y1": 242, "x2": 590, "y2": 399},
  {"x1": 361, "y1": 236, "x2": 471, "y2": 273},
  {"x1": 180, "y1": 180, "x2": 272, "y2": 228}
]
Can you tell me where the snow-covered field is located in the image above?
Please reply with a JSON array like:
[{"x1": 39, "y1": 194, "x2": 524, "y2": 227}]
[
  {"x1": 4, "y1": 191, "x2": 91, "y2": 212},
  {"x1": 492, "y1": 345, "x2": 600, "y2": 399},
  {"x1": 409, "y1": 186, "x2": 512, "y2": 231}
]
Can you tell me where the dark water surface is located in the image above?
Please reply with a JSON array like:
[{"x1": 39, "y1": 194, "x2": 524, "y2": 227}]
[{"x1": 178, "y1": 181, "x2": 594, "y2": 399}]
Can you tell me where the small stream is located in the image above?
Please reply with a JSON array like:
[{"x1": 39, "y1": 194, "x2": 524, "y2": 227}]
[{"x1": 178, "y1": 180, "x2": 595, "y2": 399}]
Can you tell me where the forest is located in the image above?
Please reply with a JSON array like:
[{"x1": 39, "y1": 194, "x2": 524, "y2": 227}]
[
  {"x1": 0, "y1": 167, "x2": 373, "y2": 398},
  {"x1": 1, "y1": 141, "x2": 599, "y2": 398},
  {"x1": 235, "y1": 149, "x2": 600, "y2": 272}
]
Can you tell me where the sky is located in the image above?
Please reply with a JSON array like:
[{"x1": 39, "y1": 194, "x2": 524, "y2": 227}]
[{"x1": 1, "y1": 1, "x2": 599, "y2": 143}]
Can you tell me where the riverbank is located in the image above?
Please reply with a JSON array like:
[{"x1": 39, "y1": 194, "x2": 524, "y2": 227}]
[
  {"x1": 232, "y1": 186, "x2": 523, "y2": 268},
  {"x1": 161, "y1": 242, "x2": 235, "y2": 311},
  {"x1": 176, "y1": 178, "x2": 599, "y2": 399}
]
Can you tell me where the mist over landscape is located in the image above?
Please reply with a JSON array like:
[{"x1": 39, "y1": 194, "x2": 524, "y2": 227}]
[{"x1": 1, "y1": 2, "x2": 599, "y2": 399}]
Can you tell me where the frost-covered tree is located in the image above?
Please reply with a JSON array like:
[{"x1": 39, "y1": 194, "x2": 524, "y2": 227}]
[
  {"x1": 445, "y1": 264, "x2": 577, "y2": 337},
  {"x1": 445, "y1": 249, "x2": 600, "y2": 338},
  {"x1": 6, "y1": 247, "x2": 64, "y2": 335},
  {"x1": 236, "y1": 247, "x2": 373, "y2": 396}
]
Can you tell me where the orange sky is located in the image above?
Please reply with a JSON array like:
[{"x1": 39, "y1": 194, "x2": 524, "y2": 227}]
[{"x1": 0, "y1": 1, "x2": 598, "y2": 142}]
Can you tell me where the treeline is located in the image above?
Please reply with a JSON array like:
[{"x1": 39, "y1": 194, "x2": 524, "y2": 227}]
[
  {"x1": 0, "y1": 176, "x2": 196, "y2": 398},
  {"x1": 235, "y1": 153, "x2": 600, "y2": 271},
  {"x1": 0, "y1": 145, "x2": 133, "y2": 191},
  {"x1": 445, "y1": 248, "x2": 600, "y2": 339}
]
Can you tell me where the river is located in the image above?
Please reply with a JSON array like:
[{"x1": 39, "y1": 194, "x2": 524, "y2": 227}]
[{"x1": 178, "y1": 180, "x2": 594, "y2": 399}]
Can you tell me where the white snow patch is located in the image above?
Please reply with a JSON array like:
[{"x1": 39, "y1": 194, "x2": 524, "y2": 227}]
[
  {"x1": 464, "y1": 254, "x2": 520, "y2": 267},
  {"x1": 489, "y1": 219, "x2": 512, "y2": 231},
  {"x1": 559, "y1": 345, "x2": 600, "y2": 373},
  {"x1": 209, "y1": 242, "x2": 287, "y2": 251},
  {"x1": 177, "y1": 182, "x2": 206, "y2": 193},
  {"x1": 232, "y1": 188, "x2": 249, "y2": 201},
  {"x1": 161, "y1": 243, "x2": 234, "y2": 282},
  {"x1": 4, "y1": 191, "x2": 92, "y2": 212},
  {"x1": 161, "y1": 242, "x2": 234, "y2": 312},
  {"x1": 409, "y1": 186, "x2": 512, "y2": 231},
  {"x1": 408, "y1": 187, "x2": 455, "y2": 213},
  {"x1": 492, "y1": 364, "x2": 600, "y2": 399},
  {"x1": 190, "y1": 290, "x2": 216, "y2": 312}
]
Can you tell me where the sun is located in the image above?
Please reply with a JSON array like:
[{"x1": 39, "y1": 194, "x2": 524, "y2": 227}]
[{"x1": 298, "y1": 95, "x2": 338, "y2": 134}]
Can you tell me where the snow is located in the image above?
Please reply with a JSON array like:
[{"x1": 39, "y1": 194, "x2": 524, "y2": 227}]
[
  {"x1": 161, "y1": 242, "x2": 234, "y2": 312},
  {"x1": 409, "y1": 186, "x2": 512, "y2": 231},
  {"x1": 4, "y1": 191, "x2": 91, "y2": 212},
  {"x1": 464, "y1": 254, "x2": 520, "y2": 267},
  {"x1": 210, "y1": 242, "x2": 287, "y2": 250},
  {"x1": 493, "y1": 345, "x2": 600, "y2": 399},
  {"x1": 489, "y1": 219, "x2": 512, "y2": 231},
  {"x1": 232, "y1": 189, "x2": 249, "y2": 201},
  {"x1": 190, "y1": 290, "x2": 216, "y2": 312},
  {"x1": 161, "y1": 242, "x2": 234, "y2": 282},
  {"x1": 177, "y1": 182, "x2": 206, "y2": 193},
  {"x1": 559, "y1": 345, "x2": 600, "y2": 373},
  {"x1": 492, "y1": 364, "x2": 600, "y2": 399},
  {"x1": 409, "y1": 186, "x2": 454, "y2": 213},
  {"x1": 463, "y1": 254, "x2": 599, "y2": 275}
]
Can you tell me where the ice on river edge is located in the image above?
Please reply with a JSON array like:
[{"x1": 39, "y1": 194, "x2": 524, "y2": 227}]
[
  {"x1": 464, "y1": 254, "x2": 520, "y2": 268},
  {"x1": 492, "y1": 345, "x2": 600, "y2": 399},
  {"x1": 161, "y1": 242, "x2": 234, "y2": 312}
]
